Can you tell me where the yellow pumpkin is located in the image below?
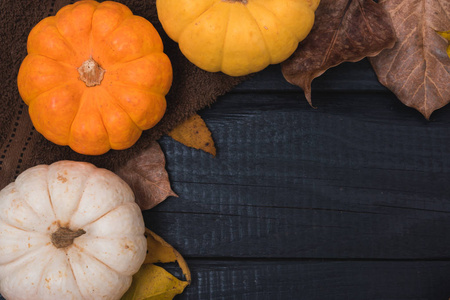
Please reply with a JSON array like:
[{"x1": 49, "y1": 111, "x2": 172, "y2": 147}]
[
  {"x1": 156, "y1": 0, "x2": 320, "y2": 76},
  {"x1": 17, "y1": 0, "x2": 173, "y2": 155}
]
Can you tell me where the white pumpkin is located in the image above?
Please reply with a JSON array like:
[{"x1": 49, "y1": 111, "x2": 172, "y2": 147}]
[{"x1": 0, "y1": 161, "x2": 147, "y2": 300}]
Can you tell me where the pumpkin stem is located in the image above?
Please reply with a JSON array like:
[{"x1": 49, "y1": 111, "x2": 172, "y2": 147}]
[
  {"x1": 51, "y1": 227, "x2": 86, "y2": 249},
  {"x1": 78, "y1": 57, "x2": 105, "y2": 87}
]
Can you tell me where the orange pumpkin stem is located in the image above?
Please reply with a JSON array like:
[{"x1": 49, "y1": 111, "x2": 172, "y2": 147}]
[
  {"x1": 78, "y1": 57, "x2": 106, "y2": 87},
  {"x1": 51, "y1": 227, "x2": 86, "y2": 248}
]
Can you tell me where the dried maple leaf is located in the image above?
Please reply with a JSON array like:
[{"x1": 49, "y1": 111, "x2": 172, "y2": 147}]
[
  {"x1": 370, "y1": 0, "x2": 450, "y2": 119},
  {"x1": 168, "y1": 114, "x2": 216, "y2": 156},
  {"x1": 115, "y1": 141, "x2": 177, "y2": 210},
  {"x1": 282, "y1": 0, "x2": 396, "y2": 105},
  {"x1": 121, "y1": 228, "x2": 190, "y2": 300}
]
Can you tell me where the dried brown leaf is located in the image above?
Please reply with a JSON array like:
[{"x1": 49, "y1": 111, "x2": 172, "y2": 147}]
[
  {"x1": 370, "y1": 0, "x2": 450, "y2": 119},
  {"x1": 115, "y1": 141, "x2": 177, "y2": 210},
  {"x1": 168, "y1": 114, "x2": 216, "y2": 156},
  {"x1": 282, "y1": 0, "x2": 396, "y2": 105}
]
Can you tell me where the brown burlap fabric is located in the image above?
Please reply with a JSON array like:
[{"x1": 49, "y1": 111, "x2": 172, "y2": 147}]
[{"x1": 0, "y1": 0, "x2": 249, "y2": 189}]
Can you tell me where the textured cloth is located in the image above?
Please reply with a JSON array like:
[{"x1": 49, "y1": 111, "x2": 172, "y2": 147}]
[{"x1": 0, "y1": 0, "x2": 249, "y2": 189}]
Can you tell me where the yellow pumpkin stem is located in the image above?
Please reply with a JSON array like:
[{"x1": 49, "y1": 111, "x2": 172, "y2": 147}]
[
  {"x1": 78, "y1": 57, "x2": 106, "y2": 87},
  {"x1": 51, "y1": 227, "x2": 86, "y2": 248}
]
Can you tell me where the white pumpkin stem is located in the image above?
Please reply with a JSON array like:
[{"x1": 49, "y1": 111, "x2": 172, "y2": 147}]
[
  {"x1": 78, "y1": 57, "x2": 106, "y2": 87},
  {"x1": 51, "y1": 227, "x2": 86, "y2": 249}
]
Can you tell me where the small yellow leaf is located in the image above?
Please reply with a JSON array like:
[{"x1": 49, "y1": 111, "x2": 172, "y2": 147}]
[
  {"x1": 437, "y1": 30, "x2": 450, "y2": 57},
  {"x1": 144, "y1": 230, "x2": 191, "y2": 283},
  {"x1": 168, "y1": 114, "x2": 216, "y2": 156},
  {"x1": 122, "y1": 265, "x2": 188, "y2": 300},
  {"x1": 121, "y1": 229, "x2": 190, "y2": 300}
]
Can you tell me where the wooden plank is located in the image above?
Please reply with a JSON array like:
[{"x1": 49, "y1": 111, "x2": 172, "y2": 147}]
[
  {"x1": 207, "y1": 85, "x2": 450, "y2": 123},
  {"x1": 1, "y1": 260, "x2": 449, "y2": 299},
  {"x1": 173, "y1": 260, "x2": 450, "y2": 300},
  {"x1": 146, "y1": 90, "x2": 450, "y2": 259},
  {"x1": 234, "y1": 59, "x2": 389, "y2": 93}
]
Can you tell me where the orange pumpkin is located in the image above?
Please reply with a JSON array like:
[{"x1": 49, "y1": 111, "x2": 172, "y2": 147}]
[{"x1": 17, "y1": 0, "x2": 172, "y2": 155}]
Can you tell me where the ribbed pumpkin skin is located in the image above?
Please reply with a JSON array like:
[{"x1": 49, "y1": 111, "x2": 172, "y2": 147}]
[
  {"x1": 156, "y1": 0, "x2": 320, "y2": 76},
  {"x1": 0, "y1": 161, "x2": 146, "y2": 300},
  {"x1": 18, "y1": 0, "x2": 173, "y2": 155}
]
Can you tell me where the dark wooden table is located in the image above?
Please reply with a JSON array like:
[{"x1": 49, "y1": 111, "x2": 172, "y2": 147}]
[
  {"x1": 146, "y1": 59, "x2": 450, "y2": 299},
  {"x1": 1, "y1": 58, "x2": 449, "y2": 300}
]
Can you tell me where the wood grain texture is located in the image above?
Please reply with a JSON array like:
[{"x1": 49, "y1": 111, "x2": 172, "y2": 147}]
[
  {"x1": 147, "y1": 60, "x2": 450, "y2": 262},
  {"x1": 147, "y1": 59, "x2": 449, "y2": 299},
  {"x1": 236, "y1": 60, "x2": 389, "y2": 93},
  {"x1": 173, "y1": 260, "x2": 450, "y2": 300}
]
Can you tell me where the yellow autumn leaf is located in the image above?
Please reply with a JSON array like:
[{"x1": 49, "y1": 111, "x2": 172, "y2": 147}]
[
  {"x1": 121, "y1": 229, "x2": 190, "y2": 300},
  {"x1": 437, "y1": 30, "x2": 450, "y2": 57},
  {"x1": 122, "y1": 265, "x2": 188, "y2": 300},
  {"x1": 144, "y1": 230, "x2": 191, "y2": 282},
  {"x1": 168, "y1": 114, "x2": 216, "y2": 156}
]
